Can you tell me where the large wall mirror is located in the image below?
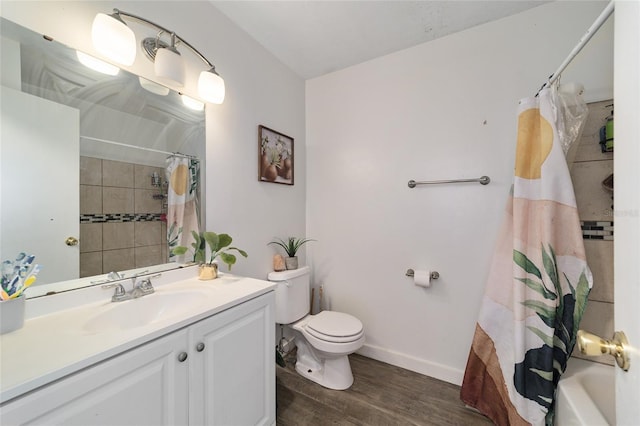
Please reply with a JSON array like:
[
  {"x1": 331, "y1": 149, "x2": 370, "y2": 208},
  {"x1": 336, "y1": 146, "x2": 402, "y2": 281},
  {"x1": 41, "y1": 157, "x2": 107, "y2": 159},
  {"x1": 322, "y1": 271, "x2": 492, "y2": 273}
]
[{"x1": 0, "y1": 17, "x2": 205, "y2": 297}]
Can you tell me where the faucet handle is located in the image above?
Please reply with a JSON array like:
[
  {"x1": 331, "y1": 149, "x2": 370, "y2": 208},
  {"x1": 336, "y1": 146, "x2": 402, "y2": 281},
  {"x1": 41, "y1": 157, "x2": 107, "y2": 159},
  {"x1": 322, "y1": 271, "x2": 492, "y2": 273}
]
[
  {"x1": 101, "y1": 283, "x2": 129, "y2": 302},
  {"x1": 136, "y1": 276, "x2": 158, "y2": 295},
  {"x1": 140, "y1": 273, "x2": 162, "y2": 288},
  {"x1": 138, "y1": 278, "x2": 153, "y2": 290}
]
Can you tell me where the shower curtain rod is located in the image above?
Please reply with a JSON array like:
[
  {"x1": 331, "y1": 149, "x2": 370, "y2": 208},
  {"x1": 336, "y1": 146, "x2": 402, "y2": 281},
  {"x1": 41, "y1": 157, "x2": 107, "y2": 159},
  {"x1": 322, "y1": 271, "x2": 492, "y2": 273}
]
[
  {"x1": 538, "y1": 0, "x2": 614, "y2": 93},
  {"x1": 80, "y1": 135, "x2": 200, "y2": 161}
]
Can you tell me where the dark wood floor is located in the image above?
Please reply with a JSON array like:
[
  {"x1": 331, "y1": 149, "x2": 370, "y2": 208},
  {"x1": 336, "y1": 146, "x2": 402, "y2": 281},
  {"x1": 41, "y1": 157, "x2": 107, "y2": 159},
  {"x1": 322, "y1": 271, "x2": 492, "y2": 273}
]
[{"x1": 276, "y1": 353, "x2": 493, "y2": 425}]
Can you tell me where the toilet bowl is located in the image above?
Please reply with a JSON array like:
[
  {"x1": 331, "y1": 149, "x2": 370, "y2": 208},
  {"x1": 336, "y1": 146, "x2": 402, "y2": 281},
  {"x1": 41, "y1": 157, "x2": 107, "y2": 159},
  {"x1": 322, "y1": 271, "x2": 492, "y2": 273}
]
[
  {"x1": 268, "y1": 266, "x2": 365, "y2": 390},
  {"x1": 291, "y1": 311, "x2": 365, "y2": 390}
]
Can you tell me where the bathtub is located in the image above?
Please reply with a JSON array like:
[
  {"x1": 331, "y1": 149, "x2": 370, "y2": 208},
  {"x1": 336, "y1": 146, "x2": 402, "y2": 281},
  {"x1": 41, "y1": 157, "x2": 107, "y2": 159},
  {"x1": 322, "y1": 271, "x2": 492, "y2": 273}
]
[{"x1": 555, "y1": 357, "x2": 615, "y2": 425}]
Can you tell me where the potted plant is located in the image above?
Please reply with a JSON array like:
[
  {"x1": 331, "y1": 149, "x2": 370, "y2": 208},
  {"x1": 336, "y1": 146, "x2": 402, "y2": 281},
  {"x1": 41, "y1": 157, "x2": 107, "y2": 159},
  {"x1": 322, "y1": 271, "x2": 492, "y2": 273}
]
[
  {"x1": 268, "y1": 237, "x2": 314, "y2": 270},
  {"x1": 172, "y1": 231, "x2": 248, "y2": 280}
]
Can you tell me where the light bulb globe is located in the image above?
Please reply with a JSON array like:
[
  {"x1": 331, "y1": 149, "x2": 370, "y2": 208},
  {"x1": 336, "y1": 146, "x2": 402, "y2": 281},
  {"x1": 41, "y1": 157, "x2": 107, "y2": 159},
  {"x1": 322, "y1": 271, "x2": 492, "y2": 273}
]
[
  {"x1": 91, "y1": 12, "x2": 136, "y2": 66},
  {"x1": 155, "y1": 47, "x2": 185, "y2": 87},
  {"x1": 198, "y1": 69, "x2": 225, "y2": 104}
]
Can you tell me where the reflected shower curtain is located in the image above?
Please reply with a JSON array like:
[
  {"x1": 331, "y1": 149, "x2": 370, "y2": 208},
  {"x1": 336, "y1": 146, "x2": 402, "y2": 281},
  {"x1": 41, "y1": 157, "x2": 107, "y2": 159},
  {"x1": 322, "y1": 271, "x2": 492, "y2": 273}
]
[
  {"x1": 166, "y1": 156, "x2": 200, "y2": 263},
  {"x1": 460, "y1": 88, "x2": 592, "y2": 425}
]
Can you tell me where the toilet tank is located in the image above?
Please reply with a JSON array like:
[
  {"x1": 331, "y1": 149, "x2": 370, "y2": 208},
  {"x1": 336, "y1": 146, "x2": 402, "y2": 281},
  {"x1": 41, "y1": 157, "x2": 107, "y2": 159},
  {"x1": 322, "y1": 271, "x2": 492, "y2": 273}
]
[{"x1": 268, "y1": 266, "x2": 310, "y2": 324}]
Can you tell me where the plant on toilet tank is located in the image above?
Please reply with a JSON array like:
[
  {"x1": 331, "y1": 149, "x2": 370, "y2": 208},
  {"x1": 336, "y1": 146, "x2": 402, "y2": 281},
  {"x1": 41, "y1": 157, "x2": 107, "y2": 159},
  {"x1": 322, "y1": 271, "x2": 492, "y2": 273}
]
[
  {"x1": 172, "y1": 231, "x2": 247, "y2": 279},
  {"x1": 268, "y1": 237, "x2": 314, "y2": 270}
]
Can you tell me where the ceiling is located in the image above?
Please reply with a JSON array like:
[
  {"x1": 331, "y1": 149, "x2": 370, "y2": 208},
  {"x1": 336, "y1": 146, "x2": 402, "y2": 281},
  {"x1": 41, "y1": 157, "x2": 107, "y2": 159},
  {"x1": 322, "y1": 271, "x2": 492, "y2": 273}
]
[{"x1": 211, "y1": 1, "x2": 549, "y2": 79}]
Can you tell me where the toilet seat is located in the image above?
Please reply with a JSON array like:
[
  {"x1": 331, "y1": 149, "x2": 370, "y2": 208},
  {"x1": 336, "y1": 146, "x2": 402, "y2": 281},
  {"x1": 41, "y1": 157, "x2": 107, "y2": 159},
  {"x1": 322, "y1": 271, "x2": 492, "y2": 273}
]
[{"x1": 304, "y1": 311, "x2": 364, "y2": 343}]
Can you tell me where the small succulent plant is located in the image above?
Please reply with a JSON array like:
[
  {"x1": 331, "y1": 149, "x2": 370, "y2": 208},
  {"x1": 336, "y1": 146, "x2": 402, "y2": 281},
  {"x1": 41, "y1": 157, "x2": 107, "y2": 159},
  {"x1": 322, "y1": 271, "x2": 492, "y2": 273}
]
[{"x1": 268, "y1": 237, "x2": 315, "y2": 258}]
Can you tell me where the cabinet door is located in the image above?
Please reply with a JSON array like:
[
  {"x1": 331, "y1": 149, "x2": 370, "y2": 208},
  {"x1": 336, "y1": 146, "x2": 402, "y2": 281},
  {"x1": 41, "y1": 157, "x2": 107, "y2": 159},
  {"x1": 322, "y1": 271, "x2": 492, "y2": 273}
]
[
  {"x1": 189, "y1": 292, "x2": 275, "y2": 426},
  {"x1": 0, "y1": 330, "x2": 189, "y2": 426}
]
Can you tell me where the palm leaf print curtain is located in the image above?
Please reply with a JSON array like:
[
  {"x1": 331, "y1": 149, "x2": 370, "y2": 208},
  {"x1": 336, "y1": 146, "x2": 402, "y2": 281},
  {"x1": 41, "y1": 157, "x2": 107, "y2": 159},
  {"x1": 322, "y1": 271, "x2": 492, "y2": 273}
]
[
  {"x1": 166, "y1": 156, "x2": 200, "y2": 263},
  {"x1": 460, "y1": 87, "x2": 592, "y2": 425}
]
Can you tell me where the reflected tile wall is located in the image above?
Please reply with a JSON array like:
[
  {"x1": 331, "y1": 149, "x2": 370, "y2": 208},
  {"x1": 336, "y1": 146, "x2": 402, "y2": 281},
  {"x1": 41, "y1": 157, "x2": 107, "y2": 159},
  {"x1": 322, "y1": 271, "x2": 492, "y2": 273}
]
[
  {"x1": 568, "y1": 100, "x2": 615, "y2": 366},
  {"x1": 80, "y1": 252, "x2": 102, "y2": 278},
  {"x1": 135, "y1": 222, "x2": 162, "y2": 246},
  {"x1": 79, "y1": 156, "x2": 167, "y2": 277},
  {"x1": 103, "y1": 222, "x2": 135, "y2": 250},
  {"x1": 80, "y1": 185, "x2": 102, "y2": 214},
  {"x1": 79, "y1": 223, "x2": 102, "y2": 253},
  {"x1": 134, "y1": 189, "x2": 162, "y2": 213},
  {"x1": 103, "y1": 248, "x2": 135, "y2": 273},
  {"x1": 80, "y1": 156, "x2": 102, "y2": 185},
  {"x1": 135, "y1": 245, "x2": 163, "y2": 268},
  {"x1": 103, "y1": 187, "x2": 135, "y2": 214},
  {"x1": 103, "y1": 160, "x2": 134, "y2": 188}
]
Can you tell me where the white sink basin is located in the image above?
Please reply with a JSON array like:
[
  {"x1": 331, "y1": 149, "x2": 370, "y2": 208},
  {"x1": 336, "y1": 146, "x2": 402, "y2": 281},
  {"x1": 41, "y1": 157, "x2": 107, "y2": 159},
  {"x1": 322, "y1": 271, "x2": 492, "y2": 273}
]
[{"x1": 83, "y1": 291, "x2": 207, "y2": 333}]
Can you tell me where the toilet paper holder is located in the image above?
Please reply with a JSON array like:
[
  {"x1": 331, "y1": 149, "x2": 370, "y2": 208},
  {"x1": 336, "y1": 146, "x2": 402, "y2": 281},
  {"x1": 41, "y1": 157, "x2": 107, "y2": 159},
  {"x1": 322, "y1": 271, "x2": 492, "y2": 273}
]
[{"x1": 405, "y1": 269, "x2": 440, "y2": 280}]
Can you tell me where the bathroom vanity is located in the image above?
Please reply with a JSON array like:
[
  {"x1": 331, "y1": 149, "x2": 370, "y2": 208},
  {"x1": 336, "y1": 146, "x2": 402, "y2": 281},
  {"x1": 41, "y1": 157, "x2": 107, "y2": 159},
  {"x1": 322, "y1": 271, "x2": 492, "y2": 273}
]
[{"x1": 0, "y1": 267, "x2": 276, "y2": 425}]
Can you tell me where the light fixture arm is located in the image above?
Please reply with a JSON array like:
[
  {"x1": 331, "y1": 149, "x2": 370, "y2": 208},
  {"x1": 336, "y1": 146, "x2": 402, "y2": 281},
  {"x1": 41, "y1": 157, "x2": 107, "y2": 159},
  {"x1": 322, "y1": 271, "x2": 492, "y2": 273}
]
[{"x1": 112, "y1": 8, "x2": 215, "y2": 69}]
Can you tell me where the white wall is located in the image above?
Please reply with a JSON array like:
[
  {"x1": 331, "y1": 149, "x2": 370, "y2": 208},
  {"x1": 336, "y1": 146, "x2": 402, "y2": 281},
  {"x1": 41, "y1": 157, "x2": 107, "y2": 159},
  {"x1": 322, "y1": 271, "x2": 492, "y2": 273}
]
[
  {"x1": 1, "y1": 1, "x2": 307, "y2": 280},
  {"x1": 306, "y1": 1, "x2": 613, "y2": 384}
]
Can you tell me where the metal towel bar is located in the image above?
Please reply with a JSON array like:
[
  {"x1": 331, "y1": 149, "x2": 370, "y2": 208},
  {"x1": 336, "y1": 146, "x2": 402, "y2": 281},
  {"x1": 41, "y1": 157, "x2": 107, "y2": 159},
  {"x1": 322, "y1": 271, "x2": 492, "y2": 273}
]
[{"x1": 408, "y1": 176, "x2": 490, "y2": 188}]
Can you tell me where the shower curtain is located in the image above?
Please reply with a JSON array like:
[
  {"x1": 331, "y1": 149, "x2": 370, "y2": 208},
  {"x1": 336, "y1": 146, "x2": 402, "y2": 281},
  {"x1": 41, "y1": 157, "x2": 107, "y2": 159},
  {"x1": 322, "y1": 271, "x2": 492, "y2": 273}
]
[
  {"x1": 166, "y1": 155, "x2": 200, "y2": 263},
  {"x1": 460, "y1": 87, "x2": 592, "y2": 425}
]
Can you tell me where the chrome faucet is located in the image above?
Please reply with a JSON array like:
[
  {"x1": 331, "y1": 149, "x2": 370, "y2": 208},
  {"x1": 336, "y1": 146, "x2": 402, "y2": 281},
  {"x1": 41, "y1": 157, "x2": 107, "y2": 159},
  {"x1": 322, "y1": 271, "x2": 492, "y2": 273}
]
[
  {"x1": 102, "y1": 282, "x2": 131, "y2": 302},
  {"x1": 102, "y1": 273, "x2": 160, "y2": 302}
]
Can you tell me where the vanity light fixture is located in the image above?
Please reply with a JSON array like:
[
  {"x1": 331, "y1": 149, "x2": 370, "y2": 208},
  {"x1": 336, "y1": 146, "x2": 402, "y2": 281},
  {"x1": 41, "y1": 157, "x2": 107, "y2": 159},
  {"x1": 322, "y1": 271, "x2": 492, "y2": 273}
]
[
  {"x1": 76, "y1": 51, "x2": 120, "y2": 76},
  {"x1": 91, "y1": 8, "x2": 225, "y2": 104}
]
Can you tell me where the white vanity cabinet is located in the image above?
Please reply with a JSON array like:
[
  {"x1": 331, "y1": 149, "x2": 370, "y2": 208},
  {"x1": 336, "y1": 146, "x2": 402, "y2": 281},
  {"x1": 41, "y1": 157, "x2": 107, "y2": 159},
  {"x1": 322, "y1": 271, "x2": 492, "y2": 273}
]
[
  {"x1": 189, "y1": 291, "x2": 275, "y2": 425},
  {"x1": 0, "y1": 292, "x2": 275, "y2": 426},
  {"x1": 0, "y1": 329, "x2": 190, "y2": 425}
]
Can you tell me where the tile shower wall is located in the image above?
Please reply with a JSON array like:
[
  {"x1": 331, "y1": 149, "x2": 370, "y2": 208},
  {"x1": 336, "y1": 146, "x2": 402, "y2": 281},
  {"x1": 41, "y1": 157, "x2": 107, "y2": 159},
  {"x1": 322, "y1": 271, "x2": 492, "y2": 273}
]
[
  {"x1": 79, "y1": 157, "x2": 167, "y2": 277},
  {"x1": 568, "y1": 100, "x2": 615, "y2": 365}
]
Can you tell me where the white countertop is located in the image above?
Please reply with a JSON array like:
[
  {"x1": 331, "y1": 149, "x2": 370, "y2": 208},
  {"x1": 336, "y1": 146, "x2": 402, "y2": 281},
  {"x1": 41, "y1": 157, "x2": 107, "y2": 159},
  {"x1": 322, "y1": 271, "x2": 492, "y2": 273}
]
[{"x1": 0, "y1": 268, "x2": 275, "y2": 403}]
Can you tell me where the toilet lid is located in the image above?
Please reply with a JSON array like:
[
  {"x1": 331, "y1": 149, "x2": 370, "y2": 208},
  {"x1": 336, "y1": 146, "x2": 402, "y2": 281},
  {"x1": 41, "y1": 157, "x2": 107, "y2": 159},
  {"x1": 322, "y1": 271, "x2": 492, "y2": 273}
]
[{"x1": 306, "y1": 311, "x2": 363, "y2": 338}]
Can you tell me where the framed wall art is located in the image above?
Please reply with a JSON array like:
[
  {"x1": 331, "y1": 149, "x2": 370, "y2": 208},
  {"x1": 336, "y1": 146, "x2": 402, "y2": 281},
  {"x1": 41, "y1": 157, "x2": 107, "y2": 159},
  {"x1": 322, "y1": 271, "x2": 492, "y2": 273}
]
[{"x1": 258, "y1": 125, "x2": 294, "y2": 185}]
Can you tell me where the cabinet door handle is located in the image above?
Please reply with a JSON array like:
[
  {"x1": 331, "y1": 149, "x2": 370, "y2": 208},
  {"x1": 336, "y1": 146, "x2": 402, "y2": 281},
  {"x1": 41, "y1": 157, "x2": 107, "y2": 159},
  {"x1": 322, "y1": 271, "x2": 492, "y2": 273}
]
[
  {"x1": 196, "y1": 342, "x2": 205, "y2": 352},
  {"x1": 178, "y1": 352, "x2": 188, "y2": 362}
]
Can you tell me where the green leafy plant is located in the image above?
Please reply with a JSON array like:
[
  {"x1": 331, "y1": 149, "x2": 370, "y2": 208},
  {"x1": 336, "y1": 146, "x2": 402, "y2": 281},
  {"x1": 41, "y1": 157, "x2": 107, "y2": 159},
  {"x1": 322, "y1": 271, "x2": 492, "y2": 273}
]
[
  {"x1": 268, "y1": 237, "x2": 315, "y2": 257},
  {"x1": 172, "y1": 231, "x2": 247, "y2": 270},
  {"x1": 512, "y1": 244, "x2": 591, "y2": 422}
]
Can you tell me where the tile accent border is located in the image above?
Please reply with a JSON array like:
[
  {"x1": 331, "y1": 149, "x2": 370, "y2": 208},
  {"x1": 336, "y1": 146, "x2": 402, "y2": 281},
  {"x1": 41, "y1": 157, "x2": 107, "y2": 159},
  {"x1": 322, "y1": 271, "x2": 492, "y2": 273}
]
[
  {"x1": 581, "y1": 220, "x2": 614, "y2": 240},
  {"x1": 80, "y1": 213, "x2": 162, "y2": 223}
]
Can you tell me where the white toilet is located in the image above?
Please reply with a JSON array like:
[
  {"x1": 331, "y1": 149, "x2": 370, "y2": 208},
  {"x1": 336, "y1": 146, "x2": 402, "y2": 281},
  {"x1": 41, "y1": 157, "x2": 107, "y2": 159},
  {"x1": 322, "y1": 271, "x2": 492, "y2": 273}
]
[{"x1": 268, "y1": 266, "x2": 365, "y2": 390}]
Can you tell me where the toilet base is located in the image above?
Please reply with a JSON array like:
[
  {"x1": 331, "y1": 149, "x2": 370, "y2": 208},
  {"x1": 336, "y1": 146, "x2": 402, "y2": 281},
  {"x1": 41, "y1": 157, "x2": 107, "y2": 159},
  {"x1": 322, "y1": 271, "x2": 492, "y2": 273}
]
[{"x1": 294, "y1": 339, "x2": 354, "y2": 390}]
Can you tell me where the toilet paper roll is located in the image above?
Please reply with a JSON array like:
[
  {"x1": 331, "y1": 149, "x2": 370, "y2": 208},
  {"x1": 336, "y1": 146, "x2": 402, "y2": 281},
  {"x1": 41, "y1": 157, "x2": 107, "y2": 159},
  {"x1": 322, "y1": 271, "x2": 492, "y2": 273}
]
[{"x1": 414, "y1": 270, "x2": 432, "y2": 288}]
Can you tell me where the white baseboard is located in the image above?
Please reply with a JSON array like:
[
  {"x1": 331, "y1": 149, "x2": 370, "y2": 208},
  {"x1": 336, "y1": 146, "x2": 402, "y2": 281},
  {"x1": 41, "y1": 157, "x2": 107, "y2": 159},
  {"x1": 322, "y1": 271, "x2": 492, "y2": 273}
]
[{"x1": 356, "y1": 343, "x2": 464, "y2": 386}]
